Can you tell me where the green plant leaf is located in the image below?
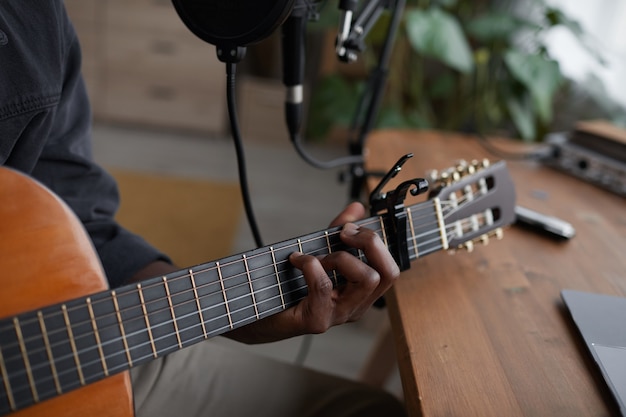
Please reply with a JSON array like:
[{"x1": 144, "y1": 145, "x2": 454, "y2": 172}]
[
  {"x1": 465, "y1": 12, "x2": 540, "y2": 42},
  {"x1": 504, "y1": 50, "x2": 562, "y2": 123},
  {"x1": 545, "y1": 7, "x2": 606, "y2": 65},
  {"x1": 376, "y1": 106, "x2": 431, "y2": 129},
  {"x1": 404, "y1": 8, "x2": 474, "y2": 73},
  {"x1": 433, "y1": 0, "x2": 458, "y2": 8},
  {"x1": 506, "y1": 94, "x2": 536, "y2": 141},
  {"x1": 428, "y1": 72, "x2": 456, "y2": 99},
  {"x1": 306, "y1": 75, "x2": 362, "y2": 139}
]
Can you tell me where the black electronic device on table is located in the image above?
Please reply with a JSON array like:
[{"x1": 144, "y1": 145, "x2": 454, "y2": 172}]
[{"x1": 545, "y1": 120, "x2": 626, "y2": 197}]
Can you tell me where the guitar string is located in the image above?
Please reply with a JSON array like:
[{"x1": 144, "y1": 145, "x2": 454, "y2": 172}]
[
  {"x1": 0, "y1": 166, "x2": 501, "y2": 402},
  {"x1": 0, "y1": 202, "x2": 440, "y2": 335},
  {"x1": 0, "y1": 191, "x2": 491, "y2": 363},
  {"x1": 0, "y1": 193, "x2": 482, "y2": 351},
  {"x1": 2, "y1": 213, "x2": 494, "y2": 401},
  {"x1": 1, "y1": 211, "x2": 491, "y2": 391},
  {"x1": 1, "y1": 223, "x2": 458, "y2": 399},
  {"x1": 0, "y1": 214, "x2": 446, "y2": 363},
  {"x1": 2, "y1": 208, "x2": 496, "y2": 400},
  {"x1": 0, "y1": 197, "x2": 481, "y2": 356}
]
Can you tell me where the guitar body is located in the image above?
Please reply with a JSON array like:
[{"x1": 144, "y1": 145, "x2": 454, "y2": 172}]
[{"x1": 0, "y1": 167, "x2": 133, "y2": 417}]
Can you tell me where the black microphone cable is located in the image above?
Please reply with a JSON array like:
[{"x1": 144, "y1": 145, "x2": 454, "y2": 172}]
[
  {"x1": 225, "y1": 57, "x2": 264, "y2": 249},
  {"x1": 290, "y1": 131, "x2": 364, "y2": 169},
  {"x1": 283, "y1": 0, "x2": 365, "y2": 170}
]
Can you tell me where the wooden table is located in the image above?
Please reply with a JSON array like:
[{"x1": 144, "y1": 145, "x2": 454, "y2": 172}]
[{"x1": 364, "y1": 130, "x2": 626, "y2": 417}]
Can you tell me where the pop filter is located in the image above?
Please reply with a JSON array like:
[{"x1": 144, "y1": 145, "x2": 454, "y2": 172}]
[{"x1": 171, "y1": 0, "x2": 295, "y2": 49}]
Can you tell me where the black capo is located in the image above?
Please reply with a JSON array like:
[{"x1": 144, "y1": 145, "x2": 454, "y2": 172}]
[{"x1": 369, "y1": 154, "x2": 429, "y2": 271}]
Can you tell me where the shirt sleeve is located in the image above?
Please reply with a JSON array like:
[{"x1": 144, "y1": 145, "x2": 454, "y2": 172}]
[{"x1": 29, "y1": 5, "x2": 171, "y2": 288}]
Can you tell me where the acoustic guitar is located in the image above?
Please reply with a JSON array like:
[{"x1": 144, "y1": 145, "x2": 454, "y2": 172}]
[{"x1": 0, "y1": 160, "x2": 516, "y2": 416}]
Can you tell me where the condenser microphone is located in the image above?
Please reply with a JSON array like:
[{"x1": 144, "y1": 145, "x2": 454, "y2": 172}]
[
  {"x1": 281, "y1": 0, "x2": 308, "y2": 137},
  {"x1": 172, "y1": 0, "x2": 295, "y2": 61}
]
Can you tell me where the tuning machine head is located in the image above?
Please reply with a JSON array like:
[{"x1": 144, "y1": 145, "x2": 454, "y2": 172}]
[
  {"x1": 450, "y1": 227, "x2": 504, "y2": 254},
  {"x1": 427, "y1": 159, "x2": 492, "y2": 189},
  {"x1": 454, "y1": 159, "x2": 491, "y2": 177}
]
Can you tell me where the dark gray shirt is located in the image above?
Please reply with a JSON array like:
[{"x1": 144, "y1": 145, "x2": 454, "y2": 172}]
[{"x1": 0, "y1": 0, "x2": 168, "y2": 288}]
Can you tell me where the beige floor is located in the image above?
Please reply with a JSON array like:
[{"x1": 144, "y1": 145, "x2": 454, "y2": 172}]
[{"x1": 91, "y1": 122, "x2": 403, "y2": 398}]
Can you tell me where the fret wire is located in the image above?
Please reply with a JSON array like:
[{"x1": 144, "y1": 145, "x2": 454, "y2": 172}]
[
  {"x1": 2, "y1": 203, "x2": 453, "y2": 367},
  {"x1": 189, "y1": 269, "x2": 209, "y2": 340},
  {"x1": 7, "y1": 223, "x2": 464, "y2": 402},
  {"x1": 406, "y1": 206, "x2": 419, "y2": 259},
  {"x1": 37, "y1": 311, "x2": 62, "y2": 395},
  {"x1": 0, "y1": 203, "x2": 440, "y2": 335},
  {"x1": 1, "y1": 261, "x2": 300, "y2": 367},
  {"x1": 136, "y1": 285, "x2": 158, "y2": 358},
  {"x1": 270, "y1": 247, "x2": 286, "y2": 310},
  {"x1": 5, "y1": 273, "x2": 303, "y2": 400},
  {"x1": 216, "y1": 262, "x2": 234, "y2": 330},
  {"x1": 85, "y1": 298, "x2": 109, "y2": 376},
  {"x1": 0, "y1": 346, "x2": 16, "y2": 411},
  {"x1": 0, "y1": 218, "x2": 448, "y2": 370},
  {"x1": 297, "y1": 239, "x2": 303, "y2": 253},
  {"x1": 111, "y1": 291, "x2": 133, "y2": 368},
  {"x1": 0, "y1": 212, "x2": 385, "y2": 338},
  {"x1": 242, "y1": 255, "x2": 260, "y2": 320},
  {"x1": 377, "y1": 217, "x2": 388, "y2": 247},
  {"x1": 3, "y1": 220, "x2": 449, "y2": 401},
  {"x1": 0, "y1": 205, "x2": 466, "y2": 398},
  {"x1": 61, "y1": 306, "x2": 85, "y2": 387},
  {"x1": 6, "y1": 278, "x2": 309, "y2": 398},
  {"x1": 130, "y1": 234, "x2": 356, "y2": 328},
  {"x1": 162, "y1": 277, "x2": 183, "y2": 349},
  {"x1": 433, "y1": 197, "x2": 449, "y2": 250},
  {"x1": 14, "y1": 317, "x2": 39, "y2": 403},
  {"x1": 4, "y1": 276, "x2": 312, "y2": 401},
  {"x1": 2, "y1": 218, "x2": 448, "y2": 368}
]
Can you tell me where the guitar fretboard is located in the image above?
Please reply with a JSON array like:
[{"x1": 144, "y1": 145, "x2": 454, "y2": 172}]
[{"x1": 0, "y1": 200, "x2": 448, "y2": 414}]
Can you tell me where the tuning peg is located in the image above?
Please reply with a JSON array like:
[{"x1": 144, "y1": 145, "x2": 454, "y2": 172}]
[
  {"x1": 426, "y1": 169, "x2": 438, "y2": 182},
  {"x1": 438, "y1": 170, "x2": 455, "y2": 186},
  {"x1": 455, "y1": 228, "x2": 505, "y2": 253},
  {"x1": 459, "y1": 160, "x2": 482, "y2": 177},
  {"x1": 467, "y1": 164, "x2": 476, "y2": 175}
]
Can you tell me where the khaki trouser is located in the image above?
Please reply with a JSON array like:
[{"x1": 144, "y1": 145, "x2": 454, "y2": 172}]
[{"x1": 131, "y1": 338, "x2": 406, "y2": 417}]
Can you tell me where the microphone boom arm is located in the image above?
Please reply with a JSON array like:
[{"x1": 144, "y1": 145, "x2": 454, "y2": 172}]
[
  {"x1": 339, "y1": 0, "x2": 406, "y2": 200},
  {"x1": 337, "y1": 0, "x2": 393, "y2": 63}
]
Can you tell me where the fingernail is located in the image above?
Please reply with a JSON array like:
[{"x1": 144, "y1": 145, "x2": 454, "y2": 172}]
[{"x1": 342, "y1": 223, "x2": 359, "y2": 236}]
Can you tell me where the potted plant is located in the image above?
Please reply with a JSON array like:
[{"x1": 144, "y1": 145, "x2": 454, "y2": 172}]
[{"x1": 307, "y1": 0, "x2": 612, "y2": 142}]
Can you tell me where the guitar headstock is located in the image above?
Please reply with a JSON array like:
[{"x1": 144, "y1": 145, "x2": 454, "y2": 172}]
[{"x1": 428, "y1": 159, "x2": 516, "y2": 251}]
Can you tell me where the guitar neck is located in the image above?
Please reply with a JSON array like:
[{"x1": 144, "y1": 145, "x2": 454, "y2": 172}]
[
  {"x1": 0, "y1": 198, "x2": 446, "y2": 414},
  {"x1": 0, "y1": 158, "x2": 516, "y2": 415}
]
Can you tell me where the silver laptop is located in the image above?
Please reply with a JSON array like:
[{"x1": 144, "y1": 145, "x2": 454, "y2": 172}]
[{"x1": 561, "y1": 289, "x2": 626, "y2": 416}]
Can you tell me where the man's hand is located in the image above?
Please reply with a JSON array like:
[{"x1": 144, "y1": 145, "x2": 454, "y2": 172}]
[{"x1": 225, "y1": 201, "x2": 400, "y2": 344}]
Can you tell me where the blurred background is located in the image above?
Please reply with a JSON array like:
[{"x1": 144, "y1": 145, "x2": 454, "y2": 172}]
[{"x1": 64, "y1": 0, "x2": 626, "y2": 400}]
